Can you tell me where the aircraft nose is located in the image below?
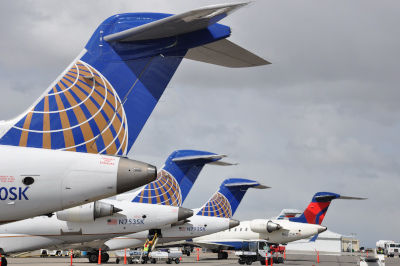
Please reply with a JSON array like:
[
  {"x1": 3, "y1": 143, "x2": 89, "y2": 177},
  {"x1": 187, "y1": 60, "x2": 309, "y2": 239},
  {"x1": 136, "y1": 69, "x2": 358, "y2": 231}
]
[
  {"x1": 229, "y1": 219, "x2": 240, "y2": 229},
  {"x1": 318, "y1": 226, "x2": 327, "y2": 234},
  {"x1": 177, "y1": 207, "x2": 193, "y2": 221}
]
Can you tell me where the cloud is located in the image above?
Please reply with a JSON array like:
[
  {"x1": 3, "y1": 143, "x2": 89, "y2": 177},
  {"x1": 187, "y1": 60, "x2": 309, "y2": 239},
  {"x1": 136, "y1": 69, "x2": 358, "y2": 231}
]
[{"x1": 1, "y1": 0, "x2": 400, "y2": 248}]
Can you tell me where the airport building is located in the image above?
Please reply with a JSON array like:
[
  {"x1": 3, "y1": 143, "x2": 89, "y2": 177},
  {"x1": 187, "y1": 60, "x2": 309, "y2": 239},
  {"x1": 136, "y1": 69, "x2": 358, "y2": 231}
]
[{"x1": 285, "y1": 230, "x2": 360, "y2": 253}]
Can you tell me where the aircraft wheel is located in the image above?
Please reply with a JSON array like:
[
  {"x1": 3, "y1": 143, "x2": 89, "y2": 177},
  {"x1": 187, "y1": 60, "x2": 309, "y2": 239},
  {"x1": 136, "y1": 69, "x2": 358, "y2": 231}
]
[
  {"x1": 174, "y1": 258, "x2": 180, "y2": 264},
  {"x1": 1, "y1": 257, "x2": 7, "y2": 266},
  {"x1": 245, "y1": 257, "x2": 253, "y2": 265},
  {"x1": 186, "y1": 251, "x2": 190, "y2": 256},
  {"x1": 239, "y1": 258, "x2": 245, "y2": 264},
  {"x1": 218, "y1": 252, "x2": 223, "y2": 259},
  {"x1": 223, "y1": 252, "x2": 228, "y2": 259},
  {"x1": 116, "y1": 257, "x2": 120, "y2": 264},
  {"x1": 151, "y1": 258, "x2": 156, "y2": 264},
  {"x1": 88, "y1": 253, "x2": 98, "y2": 263},
  {"x1": 101, "y1": 253, "x2": 110, "y2": 262}
]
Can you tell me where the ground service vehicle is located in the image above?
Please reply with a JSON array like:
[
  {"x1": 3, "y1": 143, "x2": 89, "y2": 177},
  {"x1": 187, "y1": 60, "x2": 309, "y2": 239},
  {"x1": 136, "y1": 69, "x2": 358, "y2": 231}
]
[
  {"x1": 235, "y1": 240, "x2": 270, "y2": 265},
  {"x1": 376, "y1": 240, "x2": 400, "y2": 257},
  {"x1": 357, "y1": 256, "x2": 385, "y2": 266}
]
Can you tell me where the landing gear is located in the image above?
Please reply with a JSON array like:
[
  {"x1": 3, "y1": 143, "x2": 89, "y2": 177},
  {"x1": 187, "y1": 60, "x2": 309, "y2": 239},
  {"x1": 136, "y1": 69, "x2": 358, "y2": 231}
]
[
  {"x1": 87, "y1": 251, "x2": 109, "y2": 263},
  {"x1": 102, "y1": 252, "x2": 110, "y2": 263},
  {"x1": 181, "y1": 245, "x2": 192, "y2": 256},
  {"x1": 217, "y1": 251, "x2": 228, "y2": 259},
  {"x1": 1, "y1": 257, "x2": 7, "y2": 266},
  {"x1": 88, "y1": 253, "x2": 98, "y2": 263}
]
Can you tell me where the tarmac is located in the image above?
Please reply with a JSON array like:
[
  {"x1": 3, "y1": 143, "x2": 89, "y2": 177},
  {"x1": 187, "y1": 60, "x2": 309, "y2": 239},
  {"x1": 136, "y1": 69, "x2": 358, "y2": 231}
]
[{"x1": 2, "y1": 252, "x2": 399, "y2": 266}]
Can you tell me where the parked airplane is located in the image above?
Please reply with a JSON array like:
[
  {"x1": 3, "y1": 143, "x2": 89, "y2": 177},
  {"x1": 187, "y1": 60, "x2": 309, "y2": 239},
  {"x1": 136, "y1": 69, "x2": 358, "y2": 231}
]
[
  {"x1": 192, "y1": 192, "x2": 366, "y2": 259},
  {"x1": 102, "y1": 178, "x2": 267, "y2": 260},
  {"x1": 0, "y1": 3, "x2": 269, "y2": 223},
  {"x1": 0, "y1": 149, "x2": 230, "y2": 264}
]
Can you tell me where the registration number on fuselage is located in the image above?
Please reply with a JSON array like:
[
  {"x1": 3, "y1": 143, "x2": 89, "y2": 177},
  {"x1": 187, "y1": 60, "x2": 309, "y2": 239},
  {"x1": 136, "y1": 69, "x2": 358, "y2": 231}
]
[
  {"x1": 282, "y1": 232, "x2": 301, "y2": 237},
  {"x1": 181, "y1": 227, "x2": 206, "y2": 232},
  {"x1": 118, "y1": 219, "x2": 145, "y2": 225}
]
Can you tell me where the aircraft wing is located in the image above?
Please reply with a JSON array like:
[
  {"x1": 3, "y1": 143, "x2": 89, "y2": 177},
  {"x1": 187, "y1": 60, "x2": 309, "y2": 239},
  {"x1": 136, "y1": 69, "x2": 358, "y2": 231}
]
[
  {"x1": 45, "y1": 239, "x2": 109, "y2": 251},
  {"x1": 190, "y1": 240, "x2": 236, "y2": 251}
]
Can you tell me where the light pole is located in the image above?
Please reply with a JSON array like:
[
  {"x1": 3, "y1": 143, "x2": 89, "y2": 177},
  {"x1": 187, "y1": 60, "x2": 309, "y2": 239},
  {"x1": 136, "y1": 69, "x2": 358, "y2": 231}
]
[{"x1": 350, "y1": 233, "x2": 356, "y2": 254}]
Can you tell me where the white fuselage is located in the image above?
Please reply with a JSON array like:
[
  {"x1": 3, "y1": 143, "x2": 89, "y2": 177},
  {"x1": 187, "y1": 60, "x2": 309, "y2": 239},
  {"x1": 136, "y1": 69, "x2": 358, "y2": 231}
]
[
  {"x1": 0, "y1": 145, "x2": 122, "y2": 223},
  {"x1": 0, "y1": 200, "x2": 185, "y2": 253},
  {"x1": 193, "y1": 219, "x2": 326, "y2": 247},
  {"x1": 104, "y1": 214, "x2": 233, "y2": 251}
]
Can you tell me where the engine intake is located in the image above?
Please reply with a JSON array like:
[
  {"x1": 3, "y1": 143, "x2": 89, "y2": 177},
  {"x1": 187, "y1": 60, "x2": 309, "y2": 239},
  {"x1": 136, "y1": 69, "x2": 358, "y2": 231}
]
[
  {"x1": 56, "y1": 201, "x2": 121, "y2": 222},
  {"x1": 250, "y1": 219, "x2": 282, "y2": 233}
]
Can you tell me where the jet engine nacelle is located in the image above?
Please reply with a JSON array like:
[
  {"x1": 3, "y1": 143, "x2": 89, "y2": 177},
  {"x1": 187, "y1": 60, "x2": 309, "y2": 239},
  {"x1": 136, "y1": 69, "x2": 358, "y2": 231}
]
[
  {"x1": 56, "y1": 201, "x2": 121, "y2": 222},
  {"x1": 250, "y1": 219, "x2": 282, "y2": 233}
]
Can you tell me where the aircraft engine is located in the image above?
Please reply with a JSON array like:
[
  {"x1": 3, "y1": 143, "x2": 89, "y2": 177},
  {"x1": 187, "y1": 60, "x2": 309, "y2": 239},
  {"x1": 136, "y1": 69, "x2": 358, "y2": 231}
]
[
  {"x1": 250, "y1": 219, "x2": 282, "y2": 233},
  {"x1": 117, "y1": 158, "x2": 157, "y2": 194},
  {"x1": 56, "y1": 201, "x2": 122, "y2": 222}
]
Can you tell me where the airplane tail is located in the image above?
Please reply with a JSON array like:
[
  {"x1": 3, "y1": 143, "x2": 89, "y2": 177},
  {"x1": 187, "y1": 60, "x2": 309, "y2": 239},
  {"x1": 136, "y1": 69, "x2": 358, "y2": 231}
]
[
  {"x1": 289, "y1": 192, "x2": 366, "y2": 225},
  {"x1": 196, "y1": 178, "x2": 268, "y2": 218},
  {"x1": 0, "y1": 3, "x2": 269, "y2": 155},
  {"x1": 131, "y1": 150, "x2": 234, "y2": 206}
]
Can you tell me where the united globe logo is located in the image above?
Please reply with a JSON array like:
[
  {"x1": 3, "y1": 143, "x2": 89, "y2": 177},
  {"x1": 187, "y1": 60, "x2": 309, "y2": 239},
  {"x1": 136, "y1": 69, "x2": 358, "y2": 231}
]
[{"x1": 10, "y1": 60, "x2": 128, "y2": 155}]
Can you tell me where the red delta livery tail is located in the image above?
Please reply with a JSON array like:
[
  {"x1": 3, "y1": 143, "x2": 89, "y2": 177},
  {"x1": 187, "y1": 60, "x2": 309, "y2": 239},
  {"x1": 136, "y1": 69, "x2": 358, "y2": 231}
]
[{"x1": 289, "y1": 192, "x2": 366, "y2": 225}]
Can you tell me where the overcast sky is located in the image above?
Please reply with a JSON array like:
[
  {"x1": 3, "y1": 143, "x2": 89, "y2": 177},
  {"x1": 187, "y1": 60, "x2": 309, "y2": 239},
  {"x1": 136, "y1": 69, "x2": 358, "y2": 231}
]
[{"x1": 1, "y1": 0, "x2": 400, "y2": 248}]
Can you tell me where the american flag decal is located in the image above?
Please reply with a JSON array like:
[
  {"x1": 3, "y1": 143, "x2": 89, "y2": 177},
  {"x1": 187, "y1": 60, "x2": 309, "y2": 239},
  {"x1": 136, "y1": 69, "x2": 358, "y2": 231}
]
[
  {"x1": 107, "y1": 219, "x2": 117, "y2": 225},
  {"x1": 179, "y1": 227, "x2": 186, "y2": 231}
]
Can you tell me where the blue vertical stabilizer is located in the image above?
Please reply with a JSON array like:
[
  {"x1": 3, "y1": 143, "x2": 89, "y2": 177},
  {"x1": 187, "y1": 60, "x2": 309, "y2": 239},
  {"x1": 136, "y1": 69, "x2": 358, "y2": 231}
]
[{"x1": 132, "y1": 150, "x2": 231, "y2": 206}]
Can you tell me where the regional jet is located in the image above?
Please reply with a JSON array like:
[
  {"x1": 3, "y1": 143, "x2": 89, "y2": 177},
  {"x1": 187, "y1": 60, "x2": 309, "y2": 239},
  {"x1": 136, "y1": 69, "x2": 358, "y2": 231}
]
[{"x1": 0, "y1": 2, "x2": 269, "y2": 224}]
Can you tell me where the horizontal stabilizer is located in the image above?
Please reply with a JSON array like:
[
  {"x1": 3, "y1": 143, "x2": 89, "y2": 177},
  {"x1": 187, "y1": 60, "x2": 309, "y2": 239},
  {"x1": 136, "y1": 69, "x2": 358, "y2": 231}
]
[
  {"x1": 104, "y1": 3, "x2": 248, "y2": 42},
  {"x1": 173, "y1": 153, "x2": 237, "y2": 166},
  {"x1": 225, "y1": 181, "x2": 269, "y2": 189},
  {"x1": 338, "y1": 195, "x2": 367, "y2": 200},
  {"x1": 172, "y1": 154, "x2": 227, "y2": 162},
  {"x1": 314, "y1": 193, "x2": 367, "y2": 202},
  {"x1": 185, "y1": 39, "x2": 271, "y2": 68}
]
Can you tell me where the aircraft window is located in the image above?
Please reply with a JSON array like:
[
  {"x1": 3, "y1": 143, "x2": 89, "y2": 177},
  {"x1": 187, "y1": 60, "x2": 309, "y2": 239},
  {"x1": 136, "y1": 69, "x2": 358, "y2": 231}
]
[
  {"x1": 22, "y1": 176, "x2": 34, "y2": 186},
  {"x1": 234, "y1": 228, "x2": 237, "y2": 232},
  {"x1": 240, "y1": 228, "x2": 242, "y2": 231},
  {"x1": 229, "y1": 229, "x2": 231, "y2": 232},
  {"x1": 245, "y1": 228, "x2": 248, "y2": 231}
]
